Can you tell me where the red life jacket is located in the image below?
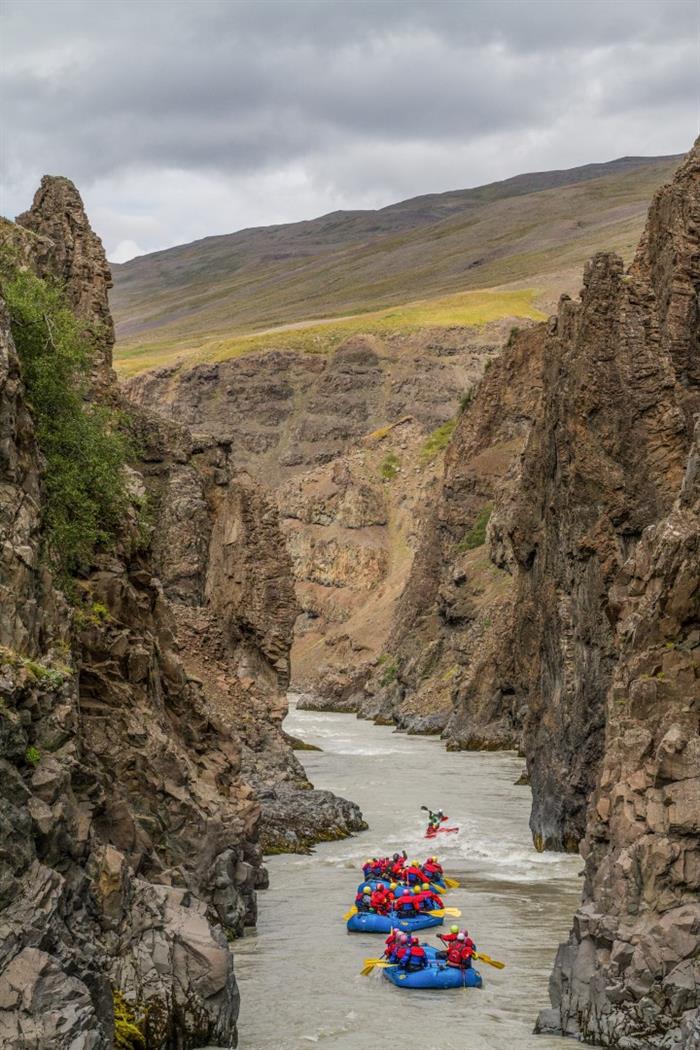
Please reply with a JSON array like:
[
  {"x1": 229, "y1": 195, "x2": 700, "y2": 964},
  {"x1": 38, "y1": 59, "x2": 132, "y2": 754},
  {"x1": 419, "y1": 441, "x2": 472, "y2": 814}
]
[
  {"x1": 370, "y1": 889, "x2": 388, "y2": 912},
  {"x1": 447, "y1": 943, "x2": 465, "y2": 966},
  {"x1": 439, "y1": 932, "x2": 458, "y2": 945}
]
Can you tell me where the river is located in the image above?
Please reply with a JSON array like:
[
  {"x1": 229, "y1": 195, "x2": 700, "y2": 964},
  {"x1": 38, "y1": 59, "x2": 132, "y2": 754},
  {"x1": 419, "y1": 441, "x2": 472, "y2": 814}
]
[{"x1": 235, "y1": 699, "x2": 582, "y2": 1050}]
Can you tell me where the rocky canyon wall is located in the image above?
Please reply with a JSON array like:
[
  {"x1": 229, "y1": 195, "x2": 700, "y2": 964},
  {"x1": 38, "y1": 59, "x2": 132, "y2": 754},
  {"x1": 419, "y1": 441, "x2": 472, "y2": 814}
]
[
  {"x1": 0, "y1": 177, "x2": 362, "y2": 1049},
  {"x1": 371, "y1": 141, "x2": 699, "y2": 1046}
]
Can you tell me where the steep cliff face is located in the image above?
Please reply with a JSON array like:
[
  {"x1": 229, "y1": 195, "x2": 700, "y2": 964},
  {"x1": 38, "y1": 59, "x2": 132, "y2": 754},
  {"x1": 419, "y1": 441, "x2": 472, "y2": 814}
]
[
  {"x1": 497, "y1": 146, "x2": 699, "y2": 855},
  {"x1": 0, "y1": 178, "x2": 362, "y2": 1049},
  {"x1": 360, "y1": 142, "x2": 699, "y2": 1046},
  {"x1": 538, "y1": 422, "x2": 700, "y2": 1048},
  {"x1": 359, "y1": 326, "x2": 545, "y2": 737},
  {"x1": 529, "y1": 141, "x2": 700, "y2": 1048}
]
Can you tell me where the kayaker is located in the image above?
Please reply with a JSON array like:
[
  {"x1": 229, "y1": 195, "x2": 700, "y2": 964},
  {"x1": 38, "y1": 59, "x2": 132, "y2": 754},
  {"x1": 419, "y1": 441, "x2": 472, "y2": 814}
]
[
  {"x1": 355, "y1": 885, "x2": 373, "y2": 912},
  {"x1": 400, "y1": 937, "x2": 430, "y2": 972},
  {"x1": 426, "y1": 808, "x2": 446, "y2": 829}
]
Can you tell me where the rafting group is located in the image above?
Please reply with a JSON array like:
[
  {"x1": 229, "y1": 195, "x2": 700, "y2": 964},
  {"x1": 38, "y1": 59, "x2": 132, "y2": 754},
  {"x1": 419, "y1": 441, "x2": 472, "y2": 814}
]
[{"x1": 344, "y1": 810, "x2": 505, "y2": 991}]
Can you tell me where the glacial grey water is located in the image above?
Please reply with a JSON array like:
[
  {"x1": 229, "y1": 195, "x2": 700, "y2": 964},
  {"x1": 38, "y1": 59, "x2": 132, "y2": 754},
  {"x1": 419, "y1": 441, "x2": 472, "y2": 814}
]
[{"x1": 236, "y1": 700, "x2": 582, "y2": 1050}]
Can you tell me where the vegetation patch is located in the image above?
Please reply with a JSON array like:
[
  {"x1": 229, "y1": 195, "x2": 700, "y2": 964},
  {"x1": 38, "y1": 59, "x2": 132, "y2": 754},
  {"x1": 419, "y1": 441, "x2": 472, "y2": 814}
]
[
  {"x1": 420, "y1": 419, "x2": 457, "y2": 463},
  {"x1": 457, "y1": 505, "x2": 492, "y2": 552},
  {"x1": 115, "y1": 288, "x2": 546, "y2": 376},
  {"x1": 1, "y1": 256, "x2": 133, "y2": 581},
  {"x1": 379, "y1": 451, "x2": 400, "y2": 480},
  {"x1": 113, "y1": 991, "x2": 146, "y2": 1050},
  {"x1": 379, "y1": 659, "x2": 398, "y2": 687},
  {"x1": 25, "y1": 745, "x2": 41, "y2": 767}
]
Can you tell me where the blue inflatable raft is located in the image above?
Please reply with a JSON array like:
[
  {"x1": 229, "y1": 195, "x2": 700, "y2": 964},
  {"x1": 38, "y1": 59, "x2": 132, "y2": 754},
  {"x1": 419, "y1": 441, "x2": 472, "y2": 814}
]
[
  {"x1": 383, "y1": 964, "x2": 482, "y2": 990},
  {"x1": 347, "y1": 912, "x2": 443, "y2": 934}
]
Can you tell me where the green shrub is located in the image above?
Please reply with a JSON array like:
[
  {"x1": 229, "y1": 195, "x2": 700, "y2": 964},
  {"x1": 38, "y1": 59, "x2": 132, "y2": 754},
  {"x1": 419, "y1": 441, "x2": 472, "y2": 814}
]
[
  {"x1": 1, "y1": 258, "x2": 132, "y2": 580},
  {"x1": 25, "y1": 745, "x2": 41, "y2": 767},
  {"x1": 420, "y1": 418, "x2": 457, "y2": 463},
  {"x1": 457, "y1": 505, "x2": 492, "y2": 552},
  {"x1": 379, "y1": 660, "x2": 398, "y2": 687},
  {"x1": 459, "y1": 388, "x2": 474, "y2": 414},
  {"x1": 380, "y1": 451, "x2": 400, "y2": 480}
]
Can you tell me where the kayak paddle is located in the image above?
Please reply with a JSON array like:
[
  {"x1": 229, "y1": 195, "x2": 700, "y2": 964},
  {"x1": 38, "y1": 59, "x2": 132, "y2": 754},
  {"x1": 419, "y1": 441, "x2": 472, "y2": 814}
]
[
  {"x1": 343, "y1": 905, "x2": 358, "y2": 920},
  {"x1": 473, "y1": 952, "x2": 505, "y2": 969}
]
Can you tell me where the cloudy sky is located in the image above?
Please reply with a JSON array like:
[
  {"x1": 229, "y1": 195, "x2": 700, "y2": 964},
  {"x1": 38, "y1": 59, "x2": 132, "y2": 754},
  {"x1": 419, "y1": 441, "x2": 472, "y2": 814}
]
[{"x1": 2, "y1": 0, "x2": 698, "y2": 262}]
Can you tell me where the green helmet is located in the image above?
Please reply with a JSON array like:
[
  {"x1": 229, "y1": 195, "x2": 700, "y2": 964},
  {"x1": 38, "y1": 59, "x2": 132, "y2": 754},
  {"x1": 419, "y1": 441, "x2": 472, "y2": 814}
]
[{"x1": 451, "y1": 924, "x2": 459, "y2": 933}]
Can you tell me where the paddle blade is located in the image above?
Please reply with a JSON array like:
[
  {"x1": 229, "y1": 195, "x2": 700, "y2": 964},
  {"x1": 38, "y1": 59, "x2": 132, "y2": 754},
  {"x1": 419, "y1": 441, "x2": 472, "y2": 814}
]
[
  {"x1": 343, "y1": 906, "x2": 358, "y2": 921},
  {"x1": 440, "y1": 907, "x2": 462, "y2": 917},
  {"x1": 474, "y1": 952, "x2": 505, "y2": 969},
  {"x1": 444, "y1": 877, "x2": 460, "y2": 889}
]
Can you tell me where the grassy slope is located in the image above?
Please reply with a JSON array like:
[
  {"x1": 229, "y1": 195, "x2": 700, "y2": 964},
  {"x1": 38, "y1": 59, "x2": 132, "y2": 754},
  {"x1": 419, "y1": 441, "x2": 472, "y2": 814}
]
[{"x1": 112, "y1": 155, "x2": 679, "y2": 376}]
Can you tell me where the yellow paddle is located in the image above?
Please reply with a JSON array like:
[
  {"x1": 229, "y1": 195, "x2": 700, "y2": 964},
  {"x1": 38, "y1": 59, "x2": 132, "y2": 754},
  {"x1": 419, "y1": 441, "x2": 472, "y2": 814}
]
[
  {"x1": 343, "y1": 906, "x2": 358, "y2": 921},
  {"x1": 361, "y1": 961, "x2": 396, "y2": 976},
  {"x1": 473, "y1": 951, "x2": 505, "y2": 969},
  {"x1": 428, "y1": 907, "x2": 461, "y2": 918},
  {"x1": 444, "y1": 877, "x2": 460, "y2": 889}
]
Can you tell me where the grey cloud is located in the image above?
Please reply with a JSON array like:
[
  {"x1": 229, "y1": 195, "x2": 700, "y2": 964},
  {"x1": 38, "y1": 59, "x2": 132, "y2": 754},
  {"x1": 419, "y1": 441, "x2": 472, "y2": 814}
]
[{"x1": 1, "y1": 0, "x2": 697, "y2": 256}]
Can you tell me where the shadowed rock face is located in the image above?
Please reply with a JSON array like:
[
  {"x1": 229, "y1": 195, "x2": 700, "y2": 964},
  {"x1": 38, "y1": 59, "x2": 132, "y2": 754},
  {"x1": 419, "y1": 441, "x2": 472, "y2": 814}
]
[
  {"x1": 0, "y1": 179, "x2": 363, "y2": 1049},
  {"x1": 531, "y1": 140, "x2": 700, "y2": 1049}
]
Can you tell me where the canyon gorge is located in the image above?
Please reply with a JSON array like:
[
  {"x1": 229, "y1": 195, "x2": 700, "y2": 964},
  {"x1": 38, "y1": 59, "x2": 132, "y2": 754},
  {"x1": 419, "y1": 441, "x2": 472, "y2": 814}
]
[{"x1": 0, "y1": 140, "x2": 698, "y2": 1050}]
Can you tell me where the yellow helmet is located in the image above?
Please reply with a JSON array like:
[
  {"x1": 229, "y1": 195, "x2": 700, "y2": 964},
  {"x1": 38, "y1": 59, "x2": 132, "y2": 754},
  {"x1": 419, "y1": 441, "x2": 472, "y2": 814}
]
[
  {"x1": 412, "y1": 885, "x2": 421, "y2": 894},
  {"x1": 432, "y1": 856, "x2": 438, "y2": 862},
  {"x1": 389, "y1": 882, "x2": 398, "y2": 890},
  {"x1": 421, "y1": 883, "x2": 430, "y2": 890},
  {"x1": 363, "y1": 885, "x2": 371, "y2": 893}
]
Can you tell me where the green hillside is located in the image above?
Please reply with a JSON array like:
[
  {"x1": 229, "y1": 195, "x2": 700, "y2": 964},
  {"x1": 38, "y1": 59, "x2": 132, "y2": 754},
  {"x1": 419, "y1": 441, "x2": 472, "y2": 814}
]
[{"x1": 111, "y1": 154, "x2": 680, "y2": 376}]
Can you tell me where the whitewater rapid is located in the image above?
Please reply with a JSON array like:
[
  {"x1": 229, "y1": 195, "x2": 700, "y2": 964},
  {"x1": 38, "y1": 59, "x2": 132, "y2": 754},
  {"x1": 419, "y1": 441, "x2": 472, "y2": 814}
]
[{"x1": 235, "y1": 699, "x2": 582, "y2": 1050}]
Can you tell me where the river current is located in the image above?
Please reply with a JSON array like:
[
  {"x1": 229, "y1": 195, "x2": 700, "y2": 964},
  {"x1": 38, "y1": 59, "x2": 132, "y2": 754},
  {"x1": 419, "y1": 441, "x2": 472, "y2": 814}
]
[{"x1": 236, "y1": 699, "x2": 582, "y2": 1050}]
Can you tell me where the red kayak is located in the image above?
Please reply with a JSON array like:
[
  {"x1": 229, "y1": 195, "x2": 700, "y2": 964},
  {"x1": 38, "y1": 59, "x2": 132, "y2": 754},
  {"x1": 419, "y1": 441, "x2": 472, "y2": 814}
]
[{"x1": 425, "y1": 825, "x2": 459, "y2": 838}]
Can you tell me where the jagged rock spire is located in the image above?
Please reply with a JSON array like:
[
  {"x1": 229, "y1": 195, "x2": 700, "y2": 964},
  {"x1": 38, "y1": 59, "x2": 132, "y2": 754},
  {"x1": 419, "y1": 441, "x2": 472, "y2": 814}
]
[{"x1": 16, "y1": 175, "x2": 115, "y2": 391}]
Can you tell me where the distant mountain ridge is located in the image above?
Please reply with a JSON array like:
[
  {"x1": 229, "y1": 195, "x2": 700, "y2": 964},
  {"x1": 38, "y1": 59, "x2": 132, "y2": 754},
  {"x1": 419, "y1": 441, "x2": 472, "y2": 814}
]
[{"x1": 110, "y1": 153, "x2": 681, "y2": 374}]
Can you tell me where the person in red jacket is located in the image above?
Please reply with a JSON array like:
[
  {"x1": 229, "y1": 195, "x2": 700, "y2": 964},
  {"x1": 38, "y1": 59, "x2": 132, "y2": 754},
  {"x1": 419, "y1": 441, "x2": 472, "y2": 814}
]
[
  {"x1": 400, "y1": 937, "x2": 430, "y2": 972},
  {"x1": 438, "y1": 924, "x2": 461, "y2": 947},
  {"x1": 404, "y1": 860, "x2": 426, "y2": 886},
  {"x1": 418, "y1": 882, "x2": 444, "y2": 910},
  {"x1": 393, "y1": 887, "x2": 419, "y2": 918},
  {"x1": 392, "y1": 933, "x2": 410, "y2": 964},
  {"x1": 446, "y1": 932, "x2": 476, "y2": 968},
  {"x1": 384, "y1": 927, "x2": 400, "y2": 958},
  {"x1": 390, "y1": 853, "x2": 407, "y2": 880},
  {"x1": 423, "y1": 855, "x2": 443, "y2": 879},
  {"x1": 370, "y1": 884, "x2": 391, "y2": 914}
]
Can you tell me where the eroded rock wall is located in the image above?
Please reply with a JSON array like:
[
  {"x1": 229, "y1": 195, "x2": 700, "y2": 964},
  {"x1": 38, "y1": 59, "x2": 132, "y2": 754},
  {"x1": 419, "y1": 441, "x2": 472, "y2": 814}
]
[
  {"x1": 0, "y1": 177, "x2": 363, "y2": 1049},
  {"x1": 529, "y1": 140, "x2": 700, "y2": 1048}
]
